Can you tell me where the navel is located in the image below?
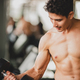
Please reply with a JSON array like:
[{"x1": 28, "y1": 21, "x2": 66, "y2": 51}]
[{"x1": 72, "y1": 76, "x2": 75, "y2": 79}]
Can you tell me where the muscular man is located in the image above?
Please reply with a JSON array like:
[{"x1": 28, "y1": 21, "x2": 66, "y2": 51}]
[{"x1": 4, "y1": 0, "x2": 80, "y2": 80}]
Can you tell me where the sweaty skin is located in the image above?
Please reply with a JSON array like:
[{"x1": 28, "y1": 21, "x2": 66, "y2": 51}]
[{"x1": 4, "y1": 12, "x2": 80, "y2": 80}]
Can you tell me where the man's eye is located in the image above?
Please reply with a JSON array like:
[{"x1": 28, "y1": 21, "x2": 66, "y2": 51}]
[{"x1": 56, "y1": 19, "x2": 62, "y2": 21}]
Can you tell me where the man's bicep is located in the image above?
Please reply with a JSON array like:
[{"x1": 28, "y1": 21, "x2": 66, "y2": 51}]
[{"x1": 33, "y1": 49, "x2": 50, "y2": 73}]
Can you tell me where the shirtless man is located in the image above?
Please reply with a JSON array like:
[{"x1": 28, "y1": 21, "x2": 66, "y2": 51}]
[{"x1": 4, "y1": 0, "x2": 80, "y2": 80}]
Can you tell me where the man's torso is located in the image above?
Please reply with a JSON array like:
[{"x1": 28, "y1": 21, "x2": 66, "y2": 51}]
[{"x1": 47, "y1": 22, "x2": 80, "y2": 80}]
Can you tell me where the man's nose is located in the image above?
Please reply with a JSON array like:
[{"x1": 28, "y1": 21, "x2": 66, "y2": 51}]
[{"x1": 52, "y1": 21, "x2": 57, "y2": 27}]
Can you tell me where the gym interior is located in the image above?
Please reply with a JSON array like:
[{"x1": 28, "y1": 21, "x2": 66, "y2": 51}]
[{"x1": 0, "y1": 0, "x2": 80, "y2": 80}]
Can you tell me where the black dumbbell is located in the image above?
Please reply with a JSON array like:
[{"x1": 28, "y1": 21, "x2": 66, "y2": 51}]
[
  {"x1": 0, "y1": 58, "x2": 10, "y2": 79},
  {"x1": 0, "y1": 58, "x2": 33, "y2": 80},
  {"x1": 0, "y1": 58, "x2": 20, "y2": 80}
]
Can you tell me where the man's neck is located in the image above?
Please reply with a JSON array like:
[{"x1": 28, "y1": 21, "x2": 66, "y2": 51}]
[{"x1": 66, "y1": 18, "x2": 75, "y2": 33}]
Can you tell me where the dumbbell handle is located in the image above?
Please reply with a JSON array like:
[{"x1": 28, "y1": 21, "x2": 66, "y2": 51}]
[
  {"x1": 1, "y1": 72, "x2": 17, "y2": 80},
  {"x1": 1, "y1": 72, "x2": 28, "y2": 80},
  {"x1": 1, "y1": 72, "x2": 7, "y2": 77},
  {"x1": 1, "y1": 72, "x2": 33, "y2": 80}
]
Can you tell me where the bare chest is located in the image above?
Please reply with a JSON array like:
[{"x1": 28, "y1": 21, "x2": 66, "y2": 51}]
[{"x1": 49, "y1": 31, "x2": 80, "y2": 62}]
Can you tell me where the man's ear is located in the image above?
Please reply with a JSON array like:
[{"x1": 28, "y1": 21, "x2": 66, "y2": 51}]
[{"x1": 68, "y1": 11, "x2": 74, "y2": 19}]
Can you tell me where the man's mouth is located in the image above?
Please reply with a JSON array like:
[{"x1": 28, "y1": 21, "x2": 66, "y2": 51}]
[{"x1": 56, "y1": 26, "x2": 61, "y2": 30}]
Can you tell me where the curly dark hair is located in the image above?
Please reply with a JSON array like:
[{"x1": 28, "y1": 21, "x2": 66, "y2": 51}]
[{"x1": 44, "y1": 0, "x2": 73, "y2": 17}]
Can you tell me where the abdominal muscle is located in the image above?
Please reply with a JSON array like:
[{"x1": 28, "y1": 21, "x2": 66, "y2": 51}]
[
  {"x1": 53, "y1": 56, "x2": 80, "y2": 80},
  {"x1": 48, "y1": 28, "x2": 80, "y2": 80}
]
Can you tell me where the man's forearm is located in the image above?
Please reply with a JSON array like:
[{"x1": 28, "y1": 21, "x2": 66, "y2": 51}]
[{"x1": 16, "y1": 67, "x2": 43, "y2": 80}]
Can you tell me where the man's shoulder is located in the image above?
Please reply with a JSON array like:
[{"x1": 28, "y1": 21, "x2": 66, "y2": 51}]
[
  {"x1": 47, "y1": 28, "x2": 57, "y2": 34},
  {"x1": 39, "y1": 28, "x2": 57, "y2": 47},
  {"x1": 74, "y1": 19, "x2": 80, "y2": 29},
  {"x1": 42, "y1": 28, "x2": 57, "y2": 39},
  {"x1": 40, "y1": 32, "x2": 51, "y2": 44},
  {"x1": 38, "y1": 28, "x2": 57, "y2": 51},
  {"x1": 77, "y1": 19, "x2": 80, "y2": 25},
  {"x1": 38, "y1": 31, "x2": 51, "y2": 51},
  {"x1": 74, "y1": 18, "x2": 80, "y2": 24},
  {"x1": 41, "y1": 28, "x2": 56, "y2": 40}
]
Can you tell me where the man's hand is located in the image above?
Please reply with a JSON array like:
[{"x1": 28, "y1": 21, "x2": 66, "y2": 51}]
[{"x1": 3, "y1": 71, "x2": 17, "y2": 80}]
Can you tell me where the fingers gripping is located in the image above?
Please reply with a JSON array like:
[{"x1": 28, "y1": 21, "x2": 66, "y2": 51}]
[{"x1": 4, "y1": 71, "x2": 16, "y2": 80}]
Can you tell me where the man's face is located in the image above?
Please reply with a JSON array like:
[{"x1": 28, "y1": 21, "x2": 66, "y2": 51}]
[{"x1": 48, "y1": 12, "x2": 70, "y2": 32}]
